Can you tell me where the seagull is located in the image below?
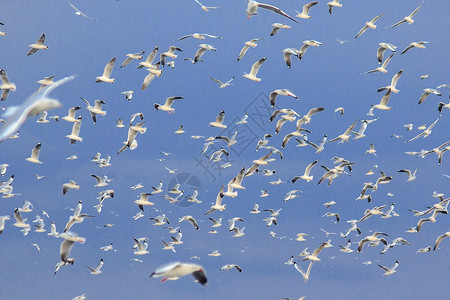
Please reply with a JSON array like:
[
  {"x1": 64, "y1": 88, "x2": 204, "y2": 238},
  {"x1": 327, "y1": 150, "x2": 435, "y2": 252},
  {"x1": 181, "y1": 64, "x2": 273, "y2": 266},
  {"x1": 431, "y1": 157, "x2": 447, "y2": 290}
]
[
  {"x1": 418, "y1": 88, "x2": 442, "y2": 104},
  {"x1": 416, "y1": 246, "x2": 431, "y2": 253},
  {"x1": 133, "y1": 193, "x2": 154, "y2": 211},
  {"x1": 220, "y1": 264, "x2": 242, "y2": 272},
  {"x1": 407, "y1": 118, "x2": 439, "y2": 142},
  {"x1": 204, "y1": 185, "x2": 225, "y2": 215},
  {"x1": 400, "y1": 41, "x2": 429, "y2": 55},
  {"x1": 357, "y1": 232, "x2": 389, "y2": 252},
  {"x1": 0, "y1": 163, "x2": 9, "y2": 176},
  {"x1": 65, "y1": 116, "x2": 83, "y2": 144},
  {"x1": 237, "y1": 38, "x2": 263, "y2": 61},
  {"x1": 95, "y1": 57, "x2": 116, "y2": 83},
  {"x1": 193, "y1": 44, "x2": 216, "y2": 63},
  {"x1": 282, "y1": 48, "x2": 299, "y2": 68},
  {"x1": 378, "y1": 70, "x2": 403, "y2": 93},
  {"x1": 178, "y1": 33, "x2": 222, "y2": 40},
  {"x1": 328, "y1": 120, "x2": 357, "y2": 143},
  {"x1": 25, "y1": 143, "x2": 43, "y2": 164},
  {"x1": 389, "y1": 2, "x2": 423, "y2": 28},
  {"x1": 0, "y1": 69, "x2": 16, "y2": 100},
  {"x1": 293, "y1": 261, "x2": 314, "y2": 282},
  {"x1": 150, "y1": 214, "x2": 170, "y2": 226},
  {"x1": 62, "y1": 106, "x2": 81, "y2": 123},
  {"x1": 292, "y1": 160, "x2": 319, "y2": 183},
  {"x1": 150, "y1": 262, "x2": 207, "y2": 285},
  {"x1": 27, "y1": 34, "x2": 48, "y2": 56},
  {"x1": 269, "y1": 89, "x2": 299, "y2": 107},
  {"x1": 246, "y1": 1, "x2": 299, "y2": 23},
  {"x1": 397, "y1": 169, "x2": 417, "y2": 182},
  {"x1": 232, "y1": 226, "x2": 245, "y2": 237},
  {"x1": 137, "y1": 46, "x2": 159, "y2": 69},
  {"x1": 64, "y1": 201, "x2": 94, "y2": 232},
  {"x1": 364, "y1": 143, "x2": 377, "y2": 156},
  {"x1": 283, "y1": 190, "x2": 302, "y2": 202},
  {"x1": 236, "y1": 113, "x2": 248, "y2": 125},
  {"x1": 13, "y1": 208, "x2": 30, "y2": 229},
  {"x1": 141, "y1": 64, "x2": 163, "y2": 91},
  {"x1": 296, "y1": 2, "x2": 318, "y2": 19},
  {"x1": 54, "y1": 233, "x2": 85, "y2": 275},
  {"x1": 335, "y1": 39, "x2": 349, "y2": 44},
  {"x1": 228, "y1": 217, "x2": 244, "y2": 231},
  {"x1": 0, "y1": 22, "x2": 6, "y2": 36},
  {"x1": 302, "y1": 241, "x2": 328, "y2": 262},
  {"x1": 243, "y1": 57, "x2": 266, "y2": 82},
  {"x1": 174, "y1": 125, "x2": 184, "y2": 135},
  {"x1": 160, "y1": 46, "x2": 183, "y2": 67},
  {"x1": 80, "y1": 97, "x2": 106, "y2": 124},
  {"x1": 433, "y1": 232, "x2": 450, "y2": 251},
  {"x1": 62, "y1": 180, "x2": 79, "y2": 195},
  {"x1": 0, "y1": 75, "x2": 74, "y2": 142},
  {"x1": 154, "y1": 96, "x2": 184, "y2": 113},
  {"x1": 121, "y1": 91, "x2": 134, "y2": 102},
  {"x1": 120, "y1": 51, "x2": 145, "y2": 68},
  {"x1": 194, "y1": 0, "x2": 220, "y2": 12},
  {"x1": 210, "y1": 76, "x2": 234, "y2": 88},
  {"x1": 178, "y1": 215, "x2": 199, "y2": 230},
  {"x1": 91, "y1": 174, "x2": 109, "y2": 187},
  {"x1": 246, "y1": 151, "x2": 274, "y2": 176},
  {"x1": 85, "y1": 258, "x2": 104, "y2": 275},
  {"x1": 165, "y1": 167, "x2": 177, "y2": 174},
  {"x1": 209, "y1": 110, "x2": 227, "y2": 128},
  {"x1": 376, "y1": 43, "x2": 397, "y2": 64},
  {"x1": 323, "y1": 212, "x2": 340, "y2": 222},
  {"x1": 69, "y1": 2, "x2": 96, "y2": 20},
  {"x1": 328, "y1": 0, "x2": 344, "y2": 14},
  {"x1": 117, "y1": 122, "x2": 146, "y2": 154},
  {"x1": 304, "y1": 134, "x2": 327, "y2": 153},
  {"x1": 270, "y1": 23, "x2": 290, "y2": 36},
  {"x1": 378, "y1": 260, "x2": 399, "y2": 276},
  {"x1": 133, "y1": 238, "x2": 149, "y2": 255},
  {"x1": 298, "y1": 40, "x2": 324, "y2": 60},
  {"x1": 355, "y1": 12, "x2": 385, "y2": 38},
  {"x1": 372, "y1": 89, "x2": 392, "y2": 110},
  {"x1": 364, "y1": 53, "x2": 395, "y2": 74},
  {"x1": 0, "y1": 215, "x2": 10, "y2": 234},
  {"x1": 36, "y1": 76, "x2": 55, "y2": 91}
]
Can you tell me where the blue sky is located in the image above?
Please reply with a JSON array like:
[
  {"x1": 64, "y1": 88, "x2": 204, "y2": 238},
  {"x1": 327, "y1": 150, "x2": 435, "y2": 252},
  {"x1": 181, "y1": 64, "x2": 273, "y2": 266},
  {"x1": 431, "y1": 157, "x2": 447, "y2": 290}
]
[{"x1": 0, "y1": 0, "x2": 449, "y2": 299}]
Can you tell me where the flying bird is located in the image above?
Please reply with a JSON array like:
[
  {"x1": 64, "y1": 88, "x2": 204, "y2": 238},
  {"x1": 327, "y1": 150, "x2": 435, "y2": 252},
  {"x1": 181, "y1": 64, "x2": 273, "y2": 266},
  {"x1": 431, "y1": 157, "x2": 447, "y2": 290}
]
[
  {"x1": 69, "y1": 2, "x2": 97, "y2": 21},
  {"x1": 27, "y1": 34, "x2": 48, "y2": 56},
  {"x1": 355, "y1": 12, "x2": 385, "y2": 38},
  {"x1": 246, "y1": 1, "x2": 299, "y2": 23},
  {"x1": 0, "y1": 75, "x2": 74, "y2": 142},
  {"x1": 150, "y1": 262, "x2": 207, "y2": 285},
  {"x1": 389, "y1": 2, "x2": 423, "y2": 28},
  {"x1": 95, "y1": 57, "x2": 116, "y2": 83}
]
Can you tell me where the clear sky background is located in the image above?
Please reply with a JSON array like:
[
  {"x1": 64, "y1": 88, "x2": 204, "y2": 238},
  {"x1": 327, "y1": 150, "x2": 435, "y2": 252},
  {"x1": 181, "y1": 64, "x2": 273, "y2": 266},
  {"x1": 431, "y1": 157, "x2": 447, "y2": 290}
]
[{"x1": 0, "y1": 0, "x2": 449, "y2": 299}]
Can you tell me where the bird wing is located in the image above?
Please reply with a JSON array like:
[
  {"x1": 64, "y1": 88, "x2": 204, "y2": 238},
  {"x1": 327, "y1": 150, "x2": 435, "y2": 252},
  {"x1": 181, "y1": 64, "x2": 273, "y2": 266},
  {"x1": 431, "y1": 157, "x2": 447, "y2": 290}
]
[
  {"x1": 381, "y1": 53, "x2": 395, "y2": 68},
  {"x1": 237, "y1": 44, "x2": 250, "y2": 61},
  {"x1": 36, "y1": 34, "x2": 45, "y2": 45},
  {"x1": 164, "y1": 96, "x2": 183, "y2": 108},
  {"x1": 209, "y1": 77, "x2": 223, "y2": 85},
  {"x1": 389, "y1": 19, "x2": 406, "y2": 28},
  {"x1": 379, "y1": 89, "x2": 392, "y2": 106},
  {"x1": 120, "y1": 57, "x2": 133, "y2": 68},
  {"x1": 303, "y1": 2, "x2": 318, "y2": 14},
  {"x1": 409, "y1": 2, "x2": 423, "y2": 18},
  {"x1": 141, "y1": 72, "x2": 156, "y2": 91},
  {"x1": 194, "y1": 47, "x2": 207, "y2": 62},
  {"x1": 102, "y1": 57, "x2": 116, "y2": 78},
  {"x1": 257, "y1": 3, "x2": 299, "y2": 23},
  {"x1": 355, "y1": 25, "x2": 369, "y2": 38},
  {"x1": 249, "y1": 57, "x2": 266, "y2": 76},
  {"x1": 31, "y1": 143, "x2": 41, "y2": 160}
]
